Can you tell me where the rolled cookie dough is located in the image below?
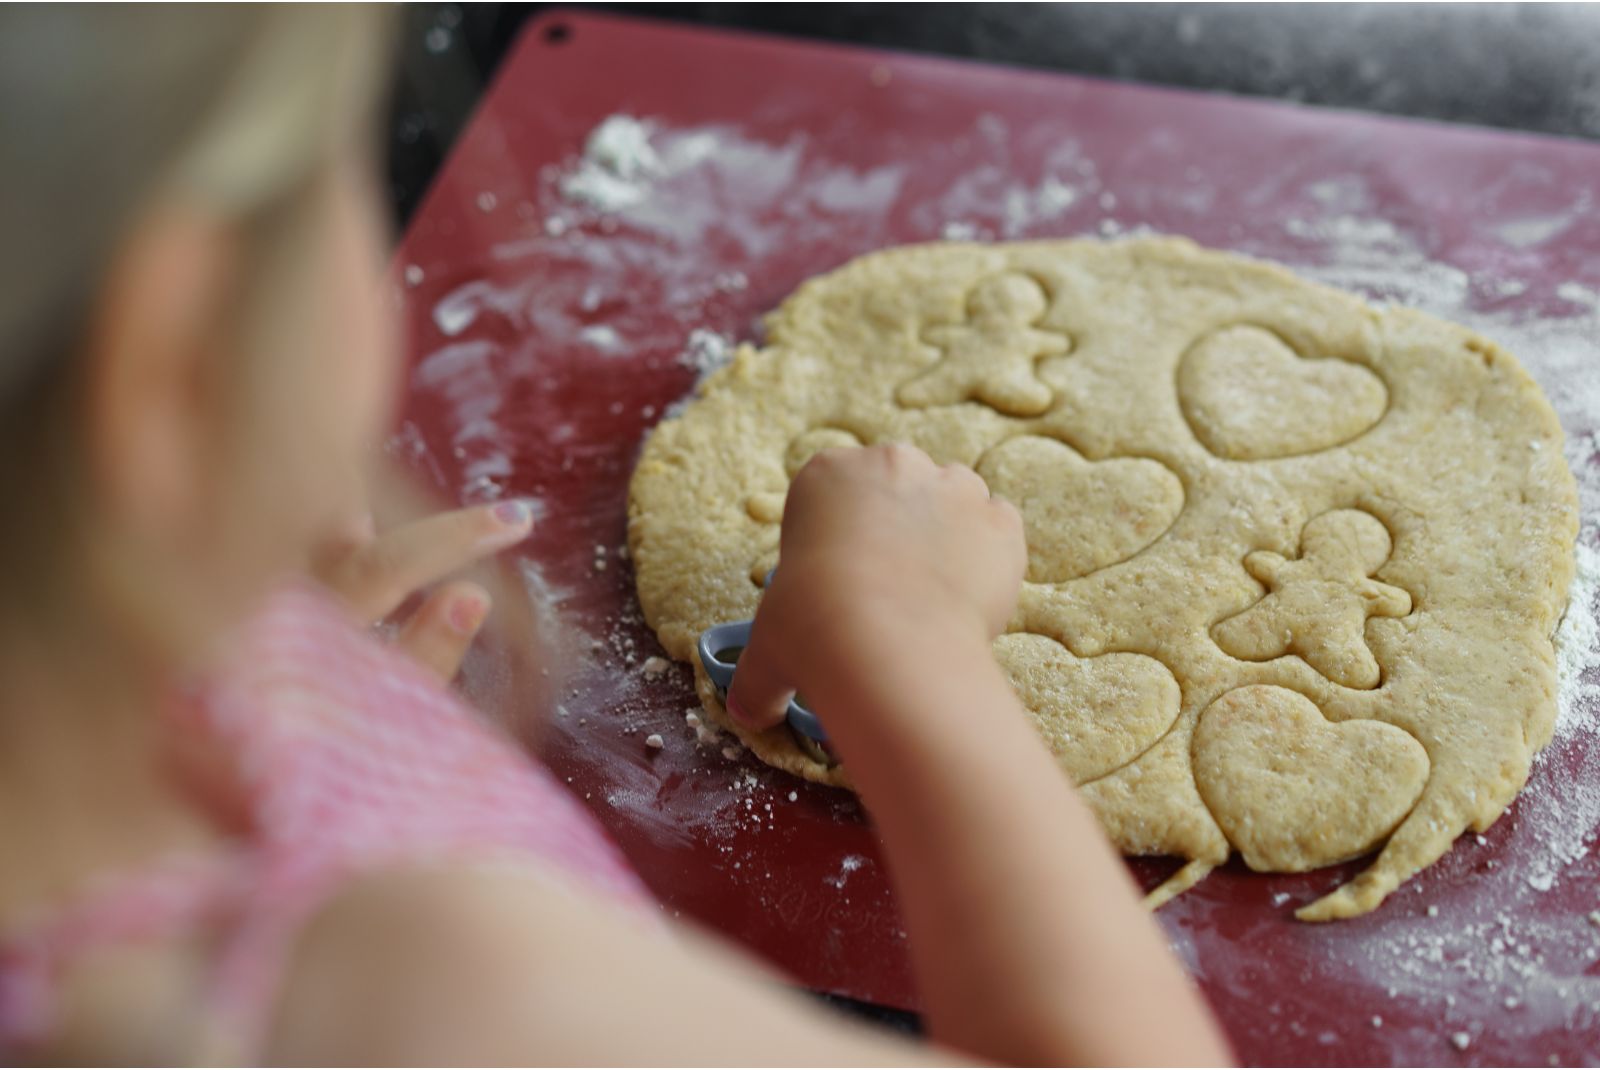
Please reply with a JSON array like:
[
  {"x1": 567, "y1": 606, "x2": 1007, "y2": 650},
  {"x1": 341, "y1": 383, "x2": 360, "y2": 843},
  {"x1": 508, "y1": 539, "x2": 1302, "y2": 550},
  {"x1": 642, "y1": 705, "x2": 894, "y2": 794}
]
[{"x1": 627, "y1": 237, "x2": 1579, "y2": 919}]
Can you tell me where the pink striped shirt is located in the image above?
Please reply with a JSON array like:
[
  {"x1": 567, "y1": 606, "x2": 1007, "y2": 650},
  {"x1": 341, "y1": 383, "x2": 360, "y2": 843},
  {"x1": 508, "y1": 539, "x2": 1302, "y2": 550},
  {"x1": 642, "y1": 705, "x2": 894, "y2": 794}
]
[{"x1": 0, "y1": 583, "x2": 651, "y2": 1059}]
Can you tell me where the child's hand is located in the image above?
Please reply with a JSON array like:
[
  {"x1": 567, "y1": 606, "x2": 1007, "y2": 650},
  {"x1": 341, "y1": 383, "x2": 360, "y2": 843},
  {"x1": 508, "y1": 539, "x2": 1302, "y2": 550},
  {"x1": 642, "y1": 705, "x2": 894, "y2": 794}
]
[
  {"x1": 312, "y1": 501, "x2": 535, "y2": 681},
  {"x1": 726, "y1": 443, "x2": 1025, "y2": 732}
]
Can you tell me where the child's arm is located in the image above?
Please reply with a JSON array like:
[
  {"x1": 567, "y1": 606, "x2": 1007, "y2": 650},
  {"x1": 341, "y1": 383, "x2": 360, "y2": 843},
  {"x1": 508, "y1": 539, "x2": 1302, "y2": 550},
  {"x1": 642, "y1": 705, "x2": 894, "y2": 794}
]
[
  {"x1": 724, "y1": 443, "x2": 1232, "y2": 1065},
  {"x1": 269, "y1": 862, "x2": 961, "y2": 1066},
  {"x1": 268, "y1": 444, "x2": 1231, "y2": 1065}
]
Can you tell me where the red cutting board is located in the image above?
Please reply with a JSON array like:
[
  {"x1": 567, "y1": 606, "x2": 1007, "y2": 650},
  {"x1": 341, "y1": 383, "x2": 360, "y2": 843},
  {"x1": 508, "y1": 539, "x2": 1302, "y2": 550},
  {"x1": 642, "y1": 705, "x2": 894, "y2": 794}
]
[{"x1": 392, "y1": 11, "x2": 1600, "y2": 1066}]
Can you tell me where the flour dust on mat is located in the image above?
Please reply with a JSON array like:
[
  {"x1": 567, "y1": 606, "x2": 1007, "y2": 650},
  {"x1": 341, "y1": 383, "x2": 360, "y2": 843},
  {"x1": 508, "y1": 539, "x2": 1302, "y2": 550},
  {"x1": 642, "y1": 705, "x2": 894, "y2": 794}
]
[{"x1": 628, "y1": 237, "x2": 1581, "y2": 920}]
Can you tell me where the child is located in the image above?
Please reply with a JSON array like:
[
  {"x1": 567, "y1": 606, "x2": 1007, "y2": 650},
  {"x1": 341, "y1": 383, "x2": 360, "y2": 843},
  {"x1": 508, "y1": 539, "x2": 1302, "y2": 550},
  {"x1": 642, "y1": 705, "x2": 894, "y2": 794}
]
[{"x1": 0, "y1": 8, "x2": 1230, "y2": 1064}]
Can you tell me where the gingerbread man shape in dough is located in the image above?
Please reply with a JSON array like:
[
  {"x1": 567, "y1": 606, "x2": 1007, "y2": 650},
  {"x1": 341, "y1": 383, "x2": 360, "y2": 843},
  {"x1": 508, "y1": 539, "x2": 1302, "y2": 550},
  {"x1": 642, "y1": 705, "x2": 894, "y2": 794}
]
[
  {"x1": 1212, "y1": 509, "x2": 1412, "y2": 689},
  {"x1": 896, "y1": 272, "x2": 1070, "y2": 416}
]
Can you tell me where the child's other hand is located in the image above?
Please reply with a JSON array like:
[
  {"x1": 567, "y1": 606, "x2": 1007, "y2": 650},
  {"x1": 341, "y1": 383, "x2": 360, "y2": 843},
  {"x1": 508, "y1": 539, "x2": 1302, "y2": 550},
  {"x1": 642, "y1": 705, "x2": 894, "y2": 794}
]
[
  {"x1": 312, "y1": 501, "x2": 535, "y2": 681},
  {"x1": 726, "y1": 443, "x2": 1025, "y2": 732}
]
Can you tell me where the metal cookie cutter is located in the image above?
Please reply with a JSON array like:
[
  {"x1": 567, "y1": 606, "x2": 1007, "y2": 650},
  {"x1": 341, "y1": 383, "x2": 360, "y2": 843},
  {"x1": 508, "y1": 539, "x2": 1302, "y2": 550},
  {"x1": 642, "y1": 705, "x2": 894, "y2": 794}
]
[{"x1": 697, "y1": 569, "x2": 830, "y2": 752}]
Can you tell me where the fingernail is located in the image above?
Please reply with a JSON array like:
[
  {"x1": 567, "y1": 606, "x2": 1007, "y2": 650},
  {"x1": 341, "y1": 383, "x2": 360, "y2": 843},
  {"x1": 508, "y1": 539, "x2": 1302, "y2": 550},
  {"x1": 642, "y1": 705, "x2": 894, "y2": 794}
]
[
  {"x1": 492, "y1": 500, "x2": 532, "y2": 529},
  {"x1": 449, "y1": 595, "x2": 487, "y2": 634}
]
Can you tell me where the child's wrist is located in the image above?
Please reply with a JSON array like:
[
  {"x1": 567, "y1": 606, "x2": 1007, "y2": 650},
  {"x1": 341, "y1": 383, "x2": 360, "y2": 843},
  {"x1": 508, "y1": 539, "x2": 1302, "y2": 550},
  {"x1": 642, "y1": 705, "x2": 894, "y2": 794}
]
[{"x1": 803, "y1": 612, "x2": 999, "y2": 729}]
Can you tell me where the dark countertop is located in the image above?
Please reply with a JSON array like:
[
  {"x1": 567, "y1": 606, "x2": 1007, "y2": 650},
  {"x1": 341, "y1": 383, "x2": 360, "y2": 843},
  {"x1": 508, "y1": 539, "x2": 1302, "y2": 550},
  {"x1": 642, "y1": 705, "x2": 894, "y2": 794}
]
[{"x1": 387, "y1": 2, "x2": 1600, "y2": 225}]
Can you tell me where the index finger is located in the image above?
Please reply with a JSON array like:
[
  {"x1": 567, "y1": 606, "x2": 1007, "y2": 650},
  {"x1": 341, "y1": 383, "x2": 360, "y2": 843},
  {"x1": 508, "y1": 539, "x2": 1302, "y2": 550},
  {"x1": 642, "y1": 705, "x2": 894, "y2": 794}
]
[
  {"x1": 724, "y1": 588, "x2": 799, "y2": 734},
  {"x1": 327, "y1": 500, "x2": 535, "y2": 622}
]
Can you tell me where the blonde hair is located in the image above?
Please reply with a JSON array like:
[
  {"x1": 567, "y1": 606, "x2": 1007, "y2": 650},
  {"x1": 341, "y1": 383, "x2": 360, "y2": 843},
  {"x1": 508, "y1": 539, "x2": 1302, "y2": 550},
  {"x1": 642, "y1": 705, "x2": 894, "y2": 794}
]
[{"x1": 0, "y1": 5, "x2": 391, "y2": 612}]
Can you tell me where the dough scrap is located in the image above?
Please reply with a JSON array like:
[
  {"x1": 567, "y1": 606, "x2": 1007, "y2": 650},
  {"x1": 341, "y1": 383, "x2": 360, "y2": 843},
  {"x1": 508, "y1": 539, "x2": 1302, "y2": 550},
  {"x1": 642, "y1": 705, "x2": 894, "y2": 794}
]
[{"x1": 627, "y1": 237, "x2": 1580, "y2": 919}]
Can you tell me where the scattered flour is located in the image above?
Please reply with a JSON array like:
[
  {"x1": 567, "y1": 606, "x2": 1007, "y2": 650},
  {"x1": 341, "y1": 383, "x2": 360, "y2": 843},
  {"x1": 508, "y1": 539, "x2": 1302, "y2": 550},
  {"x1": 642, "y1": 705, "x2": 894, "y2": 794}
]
[
  {"x1": 554, "y1": 113, "x2": 898, "y2": 245},
  {"x1": 1556, "y1": 281, "x2": 1600, "y2": 312},
  {"x1": 678, "y1": 327, "x2": 734, "y2": 376},
  {"x1": 559, "y1": 115, "x2": 663, "y2": 211},
  {"x1": 1556, "y1": 541, "x2": 1600, "y2": 730},
  {"x1": 578, "y1": 324, "x2": 623, "y2": 353},
  {"x1": 1494, "y1": 214, "x2": 1578, "y2": 249},
  {"x1": 432, "y1": 278, "x2": 537, "y2": 337},
  {"x1": 825, "y1": 854, "x2": 867, "y2": 889}
]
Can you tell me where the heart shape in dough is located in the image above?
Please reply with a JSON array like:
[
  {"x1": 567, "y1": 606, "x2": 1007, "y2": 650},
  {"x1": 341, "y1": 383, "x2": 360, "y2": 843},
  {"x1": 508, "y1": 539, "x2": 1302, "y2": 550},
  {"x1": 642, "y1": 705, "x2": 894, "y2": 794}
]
[
  {"x1": 976, "y1": 435, "x2": 1184, "y2": 583},
  {"x1": 995, "y1": 633, "x2": 1181, "y2": 784},
  {"x1": 1193, "y1": 685, "x2": 1428, "y2": 872},
  {"x1": 1178, "y1": 325, "x2": 1388, "y2": 460}
]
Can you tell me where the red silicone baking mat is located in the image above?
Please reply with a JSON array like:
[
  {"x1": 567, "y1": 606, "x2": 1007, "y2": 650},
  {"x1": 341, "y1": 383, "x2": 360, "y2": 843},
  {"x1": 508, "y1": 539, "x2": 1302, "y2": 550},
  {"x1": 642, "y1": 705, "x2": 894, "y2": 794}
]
[{"x1": 391, "y1": 11, "x2": 1600, "y2": 1065}]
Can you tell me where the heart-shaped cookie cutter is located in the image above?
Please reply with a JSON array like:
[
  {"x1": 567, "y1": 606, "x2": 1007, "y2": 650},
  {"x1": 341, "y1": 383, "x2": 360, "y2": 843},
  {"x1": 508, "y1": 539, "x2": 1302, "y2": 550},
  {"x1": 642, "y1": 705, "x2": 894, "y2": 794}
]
[{"x1": 696, "y1": 569, "x2": 828, "y2": 743}]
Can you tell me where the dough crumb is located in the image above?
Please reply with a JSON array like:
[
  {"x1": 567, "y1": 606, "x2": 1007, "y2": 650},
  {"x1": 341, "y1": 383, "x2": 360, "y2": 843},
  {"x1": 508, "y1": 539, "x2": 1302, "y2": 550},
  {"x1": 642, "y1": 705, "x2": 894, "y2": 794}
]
[
  {"x1": 641, "y1": 655, "x2": 670, "y2": 678},
  {"x1": 1371, "y1": 1015, "x2": 1383, "y2": 1028},
  {"x1": 403, "y1": 264, "x2": 423, "y2": 287},
  {"x1": 684, "y1": 710, "x2": 702, "y2": 728},
  {"x1": 721, "y1": 745, "x2": 742, "y2": 760},
  {"x1": 1505, "y1": 995, "x2": 1521, "y2": 1009},
  {"x1": 1426, "y1": 904, "x2": 1439, "y2": 917},
  {"x1": 644, "y1": 733, "x2": 664, "y2": 750},
  {"x1": 788, "y1": 791, "x2": 798, "y2": 802},
  {"x1": 1450, "y1": 1032, "x2": 1471, "y2": 1051}
]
